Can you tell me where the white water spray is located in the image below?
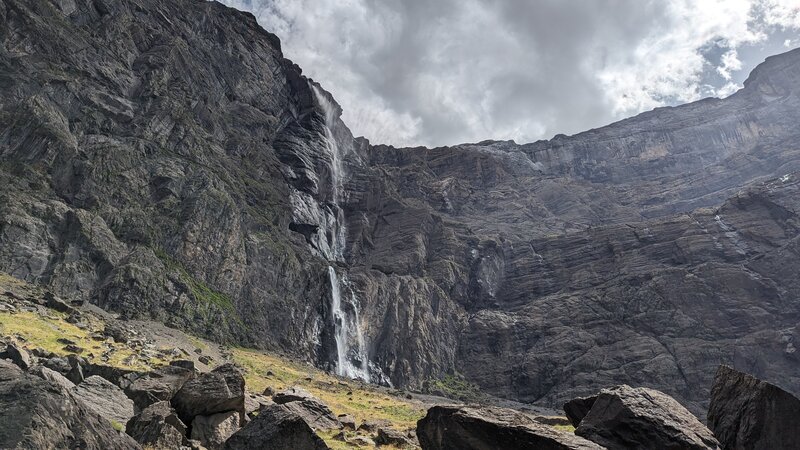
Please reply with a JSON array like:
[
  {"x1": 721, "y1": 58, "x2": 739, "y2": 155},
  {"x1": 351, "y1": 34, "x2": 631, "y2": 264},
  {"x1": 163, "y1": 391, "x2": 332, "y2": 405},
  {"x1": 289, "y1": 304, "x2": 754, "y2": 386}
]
[{"x1": 312, "y1": 84, "x2": 371, "y2": 382}]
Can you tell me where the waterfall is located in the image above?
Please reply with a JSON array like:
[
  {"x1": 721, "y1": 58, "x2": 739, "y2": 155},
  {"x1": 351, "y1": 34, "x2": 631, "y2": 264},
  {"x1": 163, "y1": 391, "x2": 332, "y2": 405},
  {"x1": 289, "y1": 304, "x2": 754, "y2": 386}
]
[{"x1": 312, "y1": 84, "x2": 371, "y2": 382}]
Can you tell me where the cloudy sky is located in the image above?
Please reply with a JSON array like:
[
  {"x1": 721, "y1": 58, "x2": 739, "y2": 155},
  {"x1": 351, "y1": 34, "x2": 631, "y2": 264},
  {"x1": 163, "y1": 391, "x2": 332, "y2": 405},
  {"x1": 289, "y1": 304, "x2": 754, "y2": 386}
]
[{"x1": 221, "y1": 0, "x2": 800, "y2": 148}]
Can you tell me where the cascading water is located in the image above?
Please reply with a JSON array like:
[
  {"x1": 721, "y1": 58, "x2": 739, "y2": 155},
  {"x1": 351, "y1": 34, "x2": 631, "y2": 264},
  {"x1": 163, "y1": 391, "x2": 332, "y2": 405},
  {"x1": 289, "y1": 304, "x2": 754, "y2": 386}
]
[{"x1": 312, "y1": 84, "x2": 371, "y2": 382}]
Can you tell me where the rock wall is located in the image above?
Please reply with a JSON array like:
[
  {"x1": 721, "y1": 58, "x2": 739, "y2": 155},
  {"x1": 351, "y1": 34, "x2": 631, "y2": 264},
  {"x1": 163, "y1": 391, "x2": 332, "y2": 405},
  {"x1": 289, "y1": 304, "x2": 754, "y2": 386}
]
[{"x1": 2, "y1": 0, "x2": 800, "y2": 416}]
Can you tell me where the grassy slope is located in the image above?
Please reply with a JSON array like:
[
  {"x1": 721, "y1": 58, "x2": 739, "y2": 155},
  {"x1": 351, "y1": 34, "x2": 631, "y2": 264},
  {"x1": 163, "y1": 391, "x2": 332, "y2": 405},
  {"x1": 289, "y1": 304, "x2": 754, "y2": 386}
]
[{"x1": 0, "y1": 272, "x2": 571, "y2": 448}]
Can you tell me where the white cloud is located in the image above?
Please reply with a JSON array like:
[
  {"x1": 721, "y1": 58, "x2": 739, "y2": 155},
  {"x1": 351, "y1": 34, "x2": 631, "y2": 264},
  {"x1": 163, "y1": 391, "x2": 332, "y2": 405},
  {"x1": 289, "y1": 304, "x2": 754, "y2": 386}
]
[{"x1": 220, "y1": 0, "x2": 800, "y2": 147}]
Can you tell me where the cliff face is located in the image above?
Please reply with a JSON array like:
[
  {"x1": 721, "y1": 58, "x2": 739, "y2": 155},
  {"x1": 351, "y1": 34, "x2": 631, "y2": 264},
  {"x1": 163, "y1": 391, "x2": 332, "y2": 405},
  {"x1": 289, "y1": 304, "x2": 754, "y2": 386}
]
[{"x1": 2, "y1": 0, "x2": 800, "y2": 416}]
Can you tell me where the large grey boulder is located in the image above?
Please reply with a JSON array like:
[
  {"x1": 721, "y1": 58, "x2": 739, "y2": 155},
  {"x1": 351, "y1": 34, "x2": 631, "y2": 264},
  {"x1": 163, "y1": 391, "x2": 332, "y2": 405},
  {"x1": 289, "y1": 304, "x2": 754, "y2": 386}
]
[
  {"x1": 707, "y1": 365, "x2": 800, "y2": 450},
  {"x1": 126, "y1": 365, "x2": 195, "y2": 410},
  {"x1": 416, "y1": 405, "x2": 604, "y2": 450},
  {"x1": 273, "y1": 386, "x2": 341, "y2": 430},
  {"x1": 574, "y1": 385, "x2": 719, "y2": 450},
  {"x1": 73, "y1": 375, "x2": 136, "y2": 426},
  {"x1": 0, "y1": 360, "x2": 140, "y2": 449},
  {"x1": 172, "y1": 363, "x2": 245, "y2": 424},
  {"x1": 191, "y1": 410, "x2": 241, "y2": 450},
  {"x1": 125, "y1": 401, "x2": 187, "y2": 449},
  {"x1": 223, "y1": 404, "x2": 329, "y2": 450}
]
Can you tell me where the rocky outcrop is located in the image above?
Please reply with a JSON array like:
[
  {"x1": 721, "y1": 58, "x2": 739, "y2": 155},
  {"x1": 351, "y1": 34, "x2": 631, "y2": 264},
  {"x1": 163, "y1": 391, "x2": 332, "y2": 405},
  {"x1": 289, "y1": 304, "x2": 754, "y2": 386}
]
[
  {"x1": 0, "y1": 360, "x2": 140, "y2": 449},
  {"x1": 574, "y1": 385, "x2": 719, "y2": 449},
  {"x1": 126, "y1": 401, "x2": 187, "y2": 449},
  {"x1": 223, "y1": 404, "x2": 329, "y2": 450},
  {"x1": 417, "y1": 405, "x2": 604, "y2": 450},
  {"x1": 172, "y1": 363, "x2": 246, "y2": 424},
  {"x1": 707, "y1": 365, "x2": 800, "y2": 450},
  {"x1": 72, "y1": 375, "x2": 136, "y2": 426}
]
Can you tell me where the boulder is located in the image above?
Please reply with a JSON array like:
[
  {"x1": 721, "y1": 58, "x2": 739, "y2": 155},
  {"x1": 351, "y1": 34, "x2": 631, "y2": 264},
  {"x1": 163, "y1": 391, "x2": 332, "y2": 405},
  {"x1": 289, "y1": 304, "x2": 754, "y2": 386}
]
[
  {"x1": 125, "y1": 401, "x2": 187, "y2": 448},
  {"x1": 337, "y1": 414, "x2": 357, "y2": 430},
  {"x1": 351, "y1": 436, "x2": 376, "y2": 447},
  {"x1": 36, "y1": 366, "x2": 76, "y2": 391},
  {"x1": 0, "y1": 360, "x2": 139, "y2": 449},
  {"x1": 357, "y1": 419, "x2": 391, "y2": 433},
  {"x1": 172, "y1": 363, "x2": 245, "y2": 424},
  {"x1": 223, "y1": 404, "x2": 329, "y2": 450},
  {"x1": 2, "y1": 343, "x2": 31, "y2": 370},
  {"x1": 375, "y1": 427, "x2": 416, "y2": 447},
  {"x1": 191, "y1": 410, "x2": 241, "y2": 450},
  {"x1": 575, "y1": 385, "x2": 718, "y2": 450},
  {"x1": 707, "y1": 365, "x2": 800, "y2": 450},
  {"x1": 171, "y1": 359, "x2": 196, "y2": 371},
  {"x1": 417, "y1": 405, "x2": 604, "y2": 450},
  {"x1": 564, "y1": 395, "x2": 597, "y2": 427},
  {"x1": 73, "y1": 375, "x2": 136, "y2": 426},
  {"x1": 280, "y1": 394, "x2": 341, "y2": 431},
  {"x1": 273, "y1": 386, "x2": 316, "y2": 404},
  {"x1": 126, "y1": 365, "x2": 195, "y2": 410}
]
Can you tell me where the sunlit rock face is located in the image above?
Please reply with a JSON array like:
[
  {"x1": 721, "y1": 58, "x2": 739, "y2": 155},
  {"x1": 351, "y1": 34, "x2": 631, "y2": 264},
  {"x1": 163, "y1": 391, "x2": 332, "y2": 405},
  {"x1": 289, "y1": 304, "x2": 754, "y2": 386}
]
[{"x1": 3, "y1": 0, "x2": 800, "y2": 416}]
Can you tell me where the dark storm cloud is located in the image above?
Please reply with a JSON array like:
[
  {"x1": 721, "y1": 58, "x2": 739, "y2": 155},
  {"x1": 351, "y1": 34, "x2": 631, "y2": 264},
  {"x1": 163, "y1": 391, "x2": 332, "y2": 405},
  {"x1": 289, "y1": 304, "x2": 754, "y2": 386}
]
[{"x1": 221, "y1": 0, "x2": 800, "y2": 147}]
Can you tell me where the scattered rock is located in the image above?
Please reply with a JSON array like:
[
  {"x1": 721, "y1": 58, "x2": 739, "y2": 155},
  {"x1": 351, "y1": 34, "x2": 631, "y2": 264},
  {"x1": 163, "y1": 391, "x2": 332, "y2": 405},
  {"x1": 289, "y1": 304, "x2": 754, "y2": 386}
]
[
  {"x1": 199, "y1": 355, "x2": 213, "y2": 365},
  {"x1": 338, "y1": 414, "x2": 357, "y2": 430},
  {"x1": 357, "y1": 420, "x2": 390, "y2": 433},
  {"x1": 417, "y1": 405, "x2": 603, "y2": 450},
  {"x1": 63, "y1": 344, "x2": 85, "y2": 354},
  {"x1": 57, "y1": 337, "x2": 77, "y2": 346},
  {"x1": 171, "y1": 359, "x2": 196, "y2": 371},
  {"x1": 351, "y1": 436, "x2": 376, "y2": 447},
  {"x1": 192, "y1": 410, "x2": 241, "y2": 450},
  {"x1": 707, "y1": 365, "x2": 800, "y2": 450},
  {"x1": 223, "y1": 403, "x2": 329, "y2": 450},
  {"x1": 126, "y1": 365, "x2": 195, "y2": 410},
  {"x1": 126, "y1": 400, "x2": 187, "y2": 449},
  {"x1": 273, "y1": 386, "x2": 316, "y2": 404},
  {"x1": 376, "y1": 427, "x2": 416, "y2": 447},
  {"x1": 575, "y1": 385, "x2": 718, "y2": 450},
  {"x1": 262, "y1": 386, "x2": 275, "y2": 396},
  {"x1": 72, "y1": 375, "x2": 136, "y2": 426},
  {"x1": 564, "y1": 396, "x2": 597, "y2": 427},
  {"x1": 2, "y1": 343, "x2": 31, "y2": 370},
  {"x1": 0, "y1": 360, "x2": 139, "y2": 449},
  {"x1": 103, "y1": 322, "x2": 132, "y2": 343},
  {"x1": 42, "y1": 291, "x2": 77, "y2": 314},
  {"x1": 533, "y1": 416, "x2": 573, "y2": 427},
  {"x1": 172, "y1": 363, "x2": 245, "y2": 424}
]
